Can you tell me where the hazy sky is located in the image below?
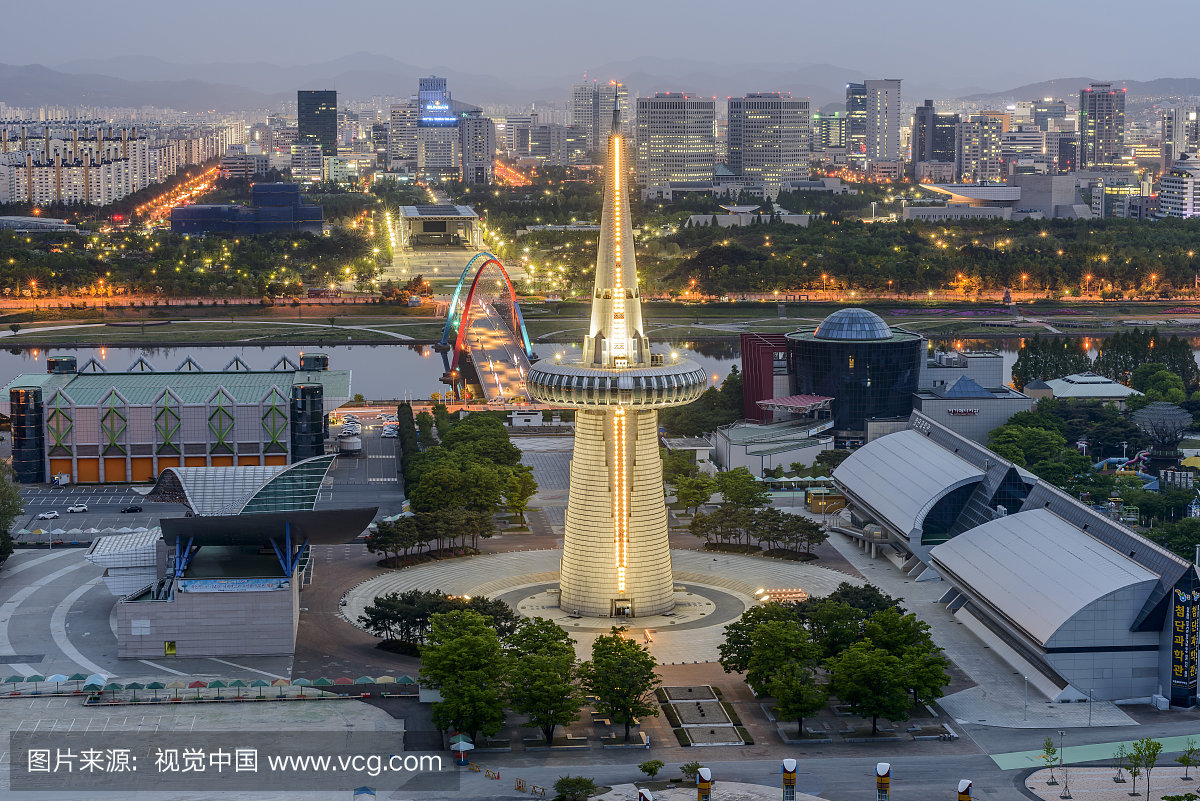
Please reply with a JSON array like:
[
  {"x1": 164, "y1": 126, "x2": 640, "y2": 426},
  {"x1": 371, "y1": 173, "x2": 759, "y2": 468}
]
[{"x1": 9, "y1": 0, "x2": 1200, "y2": 89}]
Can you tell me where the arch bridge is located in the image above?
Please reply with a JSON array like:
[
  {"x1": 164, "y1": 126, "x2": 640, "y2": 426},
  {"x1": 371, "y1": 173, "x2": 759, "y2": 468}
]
[{"x1": 437, "y1": 252, "x2": 536, "y2": 402}]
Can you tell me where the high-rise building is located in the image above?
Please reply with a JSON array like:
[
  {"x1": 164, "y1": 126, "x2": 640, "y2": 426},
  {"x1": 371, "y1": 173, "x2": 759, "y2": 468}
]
[
  {"x1": 1162, "y1": 108, "x2": 1188, "y2": 171},
  {"x1": 956, "y1": 118, "x2": 1003, "y2": 182},
  {"x1": 865, "y1": 79, "x2": 902, "y2": 162},
  {"x1": 727, "y1": 92, "x2": 810, "y2": 192},
  {"x1": 811, "y1": 111, "x2": 847, "y2": 151},
  {"x1": 297, "y1": 90, "x2": 337, "y2": 157},
  {"x1": 1158, "y1": 153, "x2": 1200, "y2": 219},
  {"x1": 388, "y1": 102, "x2": 419, "y2": 169},
  {"x1": 571, "y1": 81, "x2": 629, "y2": 155},
  {"x1": 526, "y1": 115, "x2": 707, "y2": 618},
  {"x1": 528, "y1": 123, "x2": 585, "y2": 167},
  {"x1": 1001, "y1": 124, "x2": 1047, "y2": 174},
  {"x1": 289, "y1": 143, "x2": 324, "y2": 182},
  {"x1": 459, "y1": 115, "x2": 495, "y2": 185},
  {"x1": 913, "y1": 100, "x2": 959, "y2": 165},
  {"x1": 634, "y1": 93, "x2": 715, "y2": 188},
  {"x1": 417, "y1": 126, "x2": 459, "y2": 183},
  {"x1": 1079, "y1": 83, "x2": 1126, "y2": 168},
  {"x1": 418, "y1": 77, "x2": 454, "y2": 127},
  {"x1": 1033, "y1": 98, "x2": 1068, "y2": 132},
  {"x1": 845, "y1": 83, "x2": 867, "y2": 161}
]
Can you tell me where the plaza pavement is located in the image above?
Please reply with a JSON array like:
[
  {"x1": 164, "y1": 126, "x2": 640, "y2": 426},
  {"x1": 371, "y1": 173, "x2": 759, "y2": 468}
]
[
  {"x1": 340, "y1": 549, "x2": 863, "y2": 663},
  {"x1": 1024, "y1": 765, "x2": 1200, "y2": 800}
]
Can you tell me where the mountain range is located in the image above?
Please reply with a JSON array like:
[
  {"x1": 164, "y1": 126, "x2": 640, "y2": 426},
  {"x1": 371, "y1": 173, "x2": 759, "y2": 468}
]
[{"x1": 1, "y1": 53, "x2": 1197, "y2": 113}]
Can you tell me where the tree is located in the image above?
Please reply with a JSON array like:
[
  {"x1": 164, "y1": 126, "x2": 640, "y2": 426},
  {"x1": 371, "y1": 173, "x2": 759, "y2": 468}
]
[
  {"x1": 823, "y1": 582, "x2": 902, "y2": 616},
  {"x1": 638, "y1": 760, "x2": 664, "y2": 779},
  {"x1": 814, "y1": 449, "x2": 852, "y2": 472},
  {"x1": 1042, "y1": 736, "x2": 1059, "y2": 785},
  {"x1": 716, "y1": 467, "x2": 770, "y2": 509},
  {"x1": 1178, "y1": 737, "x2": 1198, "y2": 781},
  {"x1": 718, "y1": 601, "x2": 805, "y2": 674},
  {"x1": 552, "y1": 775, "x2": 597, "y2": 801},
  {"x1": 662, "y1": 449, "x2": 700, "y2": 486},
  {"x1": 675, "y1": 474, "x2": 715, "y2": 514},
  {"x1": 1131, "y1": 737, "x2": 1163, "y2": 799},
  {"x1": 8, "y1": 323, "x2": 19, "y2": 334},
  {"x1": 0, "y1": 464, "x2": 22, "y2": 567},
  {"x1": 987, "y1": 424, "x2": 1066, "y2": 467},
  {"x1": 825, "y1": 641, "x2": 911, "y2": 735},
  {"x1": 578, "y1": 627, "x2": 661, "y2": 742},
  {"x1": 418, "y1": 610, "x2": 507, "y2": 743},
  {"x1": 746, "y1": 621, "x2": 826, "y2": 735},
  {"x1": 505, "y1": 618, "x2": 582, "y2": 743},
  {"x1": 1113, "y1": 743, "x2": 1129, "y2": 783},
  {"x1": 503, "y1": 466, "x2": 538, "y2": 524},
  {"x1": 679, "y1": 761, "x2": 704, "y2": 782}
]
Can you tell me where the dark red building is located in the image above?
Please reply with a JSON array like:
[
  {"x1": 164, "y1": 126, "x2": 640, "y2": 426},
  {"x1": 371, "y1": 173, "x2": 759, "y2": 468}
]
[{"x1": 740, "y1": 333, "x2": 789, "y2": 423}]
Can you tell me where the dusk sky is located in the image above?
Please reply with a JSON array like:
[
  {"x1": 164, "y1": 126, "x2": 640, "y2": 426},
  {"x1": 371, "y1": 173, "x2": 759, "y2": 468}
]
[{"x1": 7, "y1": 0, "x2": 1200, "y2": 91}]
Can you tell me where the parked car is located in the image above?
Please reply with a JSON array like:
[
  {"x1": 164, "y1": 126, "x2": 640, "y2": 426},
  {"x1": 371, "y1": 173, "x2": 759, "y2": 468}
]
[
  {"x1": 381, "y1": 430, "x2": 398, "y2": 438},
  {"x1": 36, "y1": 510, "x2": 60, "y2": 520},
  {"x1": 67, "y1": 503, "x2": 88, "y2": 513},
  {"x1": 121, "y1": 505, "x2": 142, "y2": 514}
]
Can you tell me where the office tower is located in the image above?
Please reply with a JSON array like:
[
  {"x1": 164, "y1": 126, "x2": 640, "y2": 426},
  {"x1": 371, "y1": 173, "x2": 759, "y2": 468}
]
[
  {"x1": 727, "y1": 92, "x2": 810, "y2": 190},
  {"x1": 913, "y1": 100, "x2": 959, "y2": 164},
  {"x1": 571, "y1": 80, "x2": 629, "y2": 154},
  {"x1": 1033, "y1": 98, "x2": 1068, "y2": 132},
  {"x1": 417, "y1": 126, "x2": 459, "y2": 183},
  {"x1": 527, "y1": 115, "x2": 706, "y2": 618},
  {"x1": 1187, "y1": 109, "x2": 1200, "y2": 153},
  {"x1": 529, "y1": 123, "x2": 583, "y2": 166},
  {"x1": 1158, "y1": 154, "x2": 1200, "y2": 218},
  {"x1": 1047, "y1": 131, "x2": 1079, "y2": 173},
  {"x1": 297, "y1": 90, "x2": 337, "y2": 156},
  {"x1": 812, "y1": 112, "x2": 847, "y2": 150},
  {"x1": 290, "y1": 143, "x2": 324, "y2": 182},
  {"x1": 459, "y1": 115, "x2": 495, "y2": 184},
  {"x1": 634, "y1": 93, "x2": 716, "y2": 188},
  {"x1": 845, "y1": 83, "x2": 867, "y2": 160},
  {"x1": 956, "y1": 118, "x2": 1003, "y2": 182},
  {"x1": 418, "y1": 77, "x2": 453, "y2": 126},
  {"x1": 1013, "y1": 101, "x2": 1034, "y2": 125},
  {"x1": 387, "y1": 102, "x2": 419, "y2": 168},
  {"x1": 1079, "y1": 83, "x2": 1126, "y2": 168},
  {"x1": 865, "y1": 79, "x2": 902, "y2": 161}
]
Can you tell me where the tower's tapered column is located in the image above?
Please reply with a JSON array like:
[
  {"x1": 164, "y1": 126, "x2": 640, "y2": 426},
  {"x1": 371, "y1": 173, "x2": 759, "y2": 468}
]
[
  {"x1": 559, "y1": 408, "x2": 674, "y2": 617},
  {"x1": 528, "y1": 109, "x2": 707, "y2": 618}
]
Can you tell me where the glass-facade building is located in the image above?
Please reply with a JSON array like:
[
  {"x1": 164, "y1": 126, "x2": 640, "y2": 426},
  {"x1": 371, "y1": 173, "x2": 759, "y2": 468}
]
[
  {"x1": 786, "y1": 308, "x2": 924, "y2": 437},
  {"x1": 297, "y1": 90, "x2": 338, "y2": 156}
]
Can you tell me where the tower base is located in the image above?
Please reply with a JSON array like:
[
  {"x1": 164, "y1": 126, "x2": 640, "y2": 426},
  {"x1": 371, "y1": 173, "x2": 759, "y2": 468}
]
[{"x1": 558, "y1": 407, "x2": 674, "y2": 617}]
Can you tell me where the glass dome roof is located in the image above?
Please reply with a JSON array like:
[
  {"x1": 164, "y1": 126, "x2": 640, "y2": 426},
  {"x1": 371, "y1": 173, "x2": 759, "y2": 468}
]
[{"x1": 813, "y1": 308, "x2": 893, "y2": 340}]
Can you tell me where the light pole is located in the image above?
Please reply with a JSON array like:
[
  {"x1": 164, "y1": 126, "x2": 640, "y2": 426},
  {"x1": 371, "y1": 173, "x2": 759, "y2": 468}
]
[
  {"x1": 1024, "y1": 676, "x2": 1028, "y2": 721},
  {"x1": 1088, "y1": 688, "x2": 1093, "y2": 727},
  {"x1": 1058, "y1": 730, "x2": 1066, "y2": 774}
]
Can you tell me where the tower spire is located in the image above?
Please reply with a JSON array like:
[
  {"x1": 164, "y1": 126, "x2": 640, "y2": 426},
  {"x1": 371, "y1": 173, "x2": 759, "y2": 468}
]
[{"x1": 583, "y1": 117, "x2": 648, "y2": 368}]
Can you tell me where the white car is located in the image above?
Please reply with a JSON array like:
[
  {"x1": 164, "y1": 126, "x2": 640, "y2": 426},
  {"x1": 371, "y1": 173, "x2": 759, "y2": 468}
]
[
  {"x1": 36, "y1": 511, "x2": 60, "y2": 520},
  {"x1": 381, "y1": 430, "x2": 398, "y2": 438},
  {"x1": 67, "y1": 503, "x2": 88, "y2": 513}
]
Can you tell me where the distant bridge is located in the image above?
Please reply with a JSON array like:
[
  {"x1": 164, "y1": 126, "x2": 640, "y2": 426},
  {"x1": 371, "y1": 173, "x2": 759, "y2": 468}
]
[{"x1": 437, "y1": 252, "x2": 536, "y2": 402}]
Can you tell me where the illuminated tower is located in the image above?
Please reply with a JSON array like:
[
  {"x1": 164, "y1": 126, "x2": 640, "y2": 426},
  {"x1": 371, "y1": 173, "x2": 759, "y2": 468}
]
[{"x1": 528, "y1": 112, "x2": 707, "y2": 617}]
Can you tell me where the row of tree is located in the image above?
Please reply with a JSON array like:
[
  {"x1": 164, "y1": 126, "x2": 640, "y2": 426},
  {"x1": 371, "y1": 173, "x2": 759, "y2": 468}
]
[
  {"x1": 358, "y1": 589, "x2": 518, "y2": 650},
  {"x1": 689, "y1": 505, "x2": 827, "y2": 555},
  {"x1": 403, "y1": 408, "x2": 538, "y2": 523},
  {"x1": 416, "y1": 609, "x2": 660, "y2": 745},
  {"x1": 719, "y1": 584, "x2": 951, "y2": 735},
  {"x1": 1012, "y1": 331, "x2": 1200, "y2": 393}
]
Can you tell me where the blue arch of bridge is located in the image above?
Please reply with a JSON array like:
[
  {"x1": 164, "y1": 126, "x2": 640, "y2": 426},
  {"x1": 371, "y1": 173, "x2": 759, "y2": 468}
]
[{"x1": 439, "y1": 251, "x2": 534, "y2": 357}]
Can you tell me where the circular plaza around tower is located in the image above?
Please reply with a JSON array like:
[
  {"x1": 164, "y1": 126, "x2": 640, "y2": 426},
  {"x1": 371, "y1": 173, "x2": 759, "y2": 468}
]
[{"x1": 340, "y1": 549, "x2": 862, "y2": 663}]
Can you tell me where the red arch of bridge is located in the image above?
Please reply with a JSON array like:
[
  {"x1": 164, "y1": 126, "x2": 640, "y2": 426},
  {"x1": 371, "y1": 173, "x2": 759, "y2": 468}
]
[{"x1": 450, "y1": 257, "x2": 524, "y2": 375}]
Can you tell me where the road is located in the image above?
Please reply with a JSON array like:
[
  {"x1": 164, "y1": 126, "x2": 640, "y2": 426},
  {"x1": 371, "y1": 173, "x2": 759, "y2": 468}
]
[{"x1": 461, "y1": 301, "x2": 532, "y2": 403}]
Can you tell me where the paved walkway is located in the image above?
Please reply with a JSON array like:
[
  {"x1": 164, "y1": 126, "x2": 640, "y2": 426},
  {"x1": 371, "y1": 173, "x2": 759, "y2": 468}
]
[
  {"x1": 341, "y1": 549, "x2": 862, "y2": 664},
  {"x1": 1024, "y1": 765, "x2": 1198, "y2": 799},
  {"x1": 993, "y1": 733, "x2": 1200, "y2": 771},
  {"x1": 599, "y1": 783, "x2": 830, "y2": 801},
  {"x1": 821, "y1": 523, "x2": 1136, "y2": 730}
]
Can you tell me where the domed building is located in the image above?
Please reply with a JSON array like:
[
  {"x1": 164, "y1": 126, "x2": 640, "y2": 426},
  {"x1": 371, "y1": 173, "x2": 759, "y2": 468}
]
[{"x1": 786, "y1": 308, "x2": 924, "y2": 442}]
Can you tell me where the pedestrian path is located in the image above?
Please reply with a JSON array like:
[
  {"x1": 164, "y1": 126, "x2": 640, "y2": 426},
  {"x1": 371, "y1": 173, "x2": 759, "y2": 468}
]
[{"x1": 991, "y1": 733, "x2": 1198, "y2": 770}]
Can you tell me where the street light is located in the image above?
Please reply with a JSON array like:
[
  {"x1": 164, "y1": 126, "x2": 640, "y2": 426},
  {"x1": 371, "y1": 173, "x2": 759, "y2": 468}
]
[{"x1": 1024, "y1": 676, "x2": 1028, "y2": 721}]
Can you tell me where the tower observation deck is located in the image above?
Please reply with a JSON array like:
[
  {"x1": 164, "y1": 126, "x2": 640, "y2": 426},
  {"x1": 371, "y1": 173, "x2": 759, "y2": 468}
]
[{"x1": 528, "y1": 113, "x2": 707, "y2": 617}]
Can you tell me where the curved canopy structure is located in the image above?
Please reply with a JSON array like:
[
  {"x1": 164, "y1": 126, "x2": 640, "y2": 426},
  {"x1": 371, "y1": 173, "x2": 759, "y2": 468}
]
[
  {"x1": 833, "y1": 429, "x2": 984, "y2": 539},
  {"x1": 931, "y1": 508, "x2": 1158, "y2": 645},
  {"x1": 139, "y1": 454, "x2": 335, "y2": 516}
]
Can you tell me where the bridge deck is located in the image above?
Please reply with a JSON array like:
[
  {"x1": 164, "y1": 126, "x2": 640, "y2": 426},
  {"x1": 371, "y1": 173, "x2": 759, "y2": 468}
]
[{"x1": 462, "y1": 303, "x2": 532, "y2": 403}]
